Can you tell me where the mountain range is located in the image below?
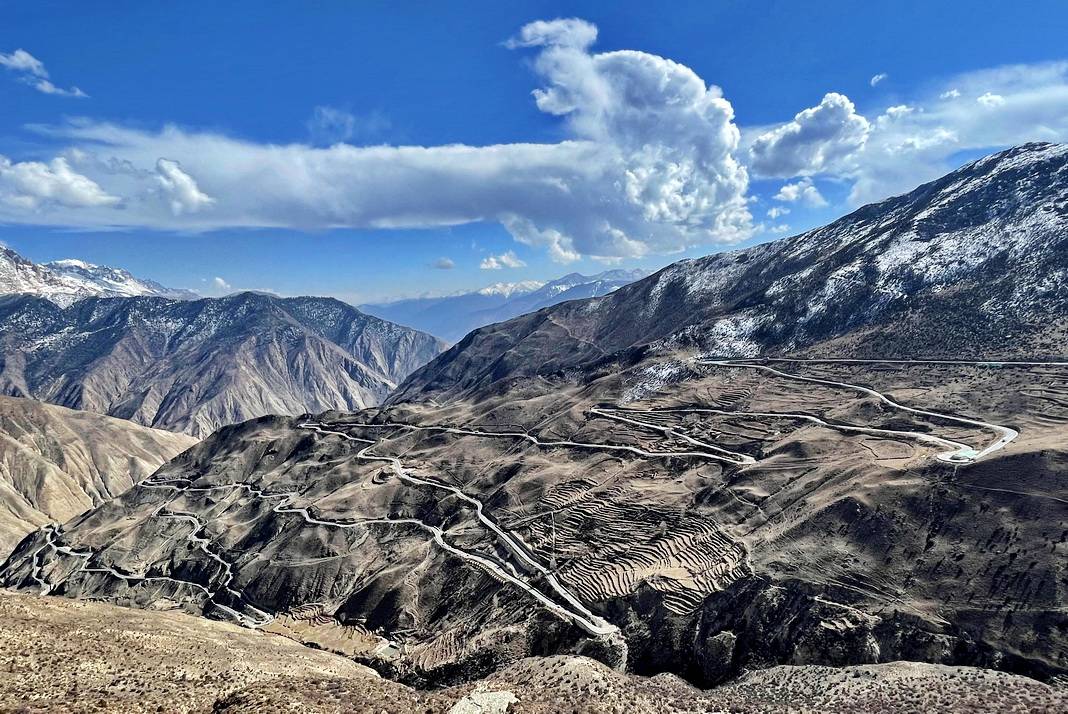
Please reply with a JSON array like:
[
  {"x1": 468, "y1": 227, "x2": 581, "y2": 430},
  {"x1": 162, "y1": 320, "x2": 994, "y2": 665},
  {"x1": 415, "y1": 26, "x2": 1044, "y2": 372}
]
[
  {"x1": 0, "y1": 291, "x2": 444, "y2": 437},
  {"x1": 361, "y1": 269, "x2": 648, "y2": 342},
  {"x1": 3, "y1": 143, "x2": 1067, "y2": 695},
  {"x1": 395, "y1": 142, "x2": 1068, "y2": 403},
  {"x1": 0, "y1": 247, "x2": 199, "y2": 306}
]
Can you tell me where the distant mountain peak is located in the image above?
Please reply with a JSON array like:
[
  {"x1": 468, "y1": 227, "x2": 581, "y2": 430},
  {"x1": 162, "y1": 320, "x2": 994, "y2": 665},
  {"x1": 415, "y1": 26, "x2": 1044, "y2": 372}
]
[
  {"x1": 392, "y1": 143, "x2": 1068, "y2": 402},
  {"x1": 0, "y1": 291, "x2": 445, "y2": 437},
  {"x1": 362, "y1": 268, "x2": 650, "y2": 342},
  {"x1": 476, "y1": 280, "x2": 545, "y2": 297},
  {"x1": 0, "y1": 245, "x2": 199, "y2": 306}
]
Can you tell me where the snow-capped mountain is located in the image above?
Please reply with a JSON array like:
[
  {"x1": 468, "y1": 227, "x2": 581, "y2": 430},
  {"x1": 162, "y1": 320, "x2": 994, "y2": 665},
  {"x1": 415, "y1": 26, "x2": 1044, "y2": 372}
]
[
  {"x1": 476, "y1": 280, "x2": 546, "y2": 297},
  {"x1": 361, "y1": 269, "x2": 648, "y2": 342},
  {"x1": 0, "y1": 247, "x2": 198, "y2": 306},
  {"x1": 394, "y1": 142, "x2": 1068, "y2": 402}
]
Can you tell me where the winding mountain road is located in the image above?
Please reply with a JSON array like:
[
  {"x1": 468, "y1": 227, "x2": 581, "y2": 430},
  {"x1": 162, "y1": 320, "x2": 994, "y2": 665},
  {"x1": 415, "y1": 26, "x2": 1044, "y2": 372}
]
[
  {"x1": 298, "y1": 421, "x2": 617, "y2": 637},
  {"x1": 26, "y1": 354, "x2": 1029, "y2": 639},
  {"x1": 699, "y1": 359, "x2": 1020, "y2": 463},
  {"x1": 342, "y1": 420, "x2": 747, "y2": 464}
]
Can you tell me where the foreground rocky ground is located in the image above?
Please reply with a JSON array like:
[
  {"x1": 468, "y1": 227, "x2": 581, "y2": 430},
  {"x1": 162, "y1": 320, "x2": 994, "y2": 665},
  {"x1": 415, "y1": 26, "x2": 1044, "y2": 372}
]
[
  {"x1": 0, "y1": 590, "x2": 372, "y2": 713},
  {"x1": 1, "y1": 590, "x2": 1065, "y2": 713}
]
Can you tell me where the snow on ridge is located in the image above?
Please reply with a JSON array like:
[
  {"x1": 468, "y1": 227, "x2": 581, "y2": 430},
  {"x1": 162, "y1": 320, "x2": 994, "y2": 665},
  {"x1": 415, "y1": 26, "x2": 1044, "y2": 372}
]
[
  {"x1": 476, "y1": 280, "x2": 545, "y2": 297},
  {"x1": 0, "y1": 246, "x2": 198, "y2": 306}
]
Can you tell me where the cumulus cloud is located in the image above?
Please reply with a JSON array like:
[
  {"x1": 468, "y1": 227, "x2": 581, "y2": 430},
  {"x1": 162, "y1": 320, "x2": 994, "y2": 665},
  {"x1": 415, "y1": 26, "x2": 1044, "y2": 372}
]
[
  {"x1": 773, "y1": 177, "x2": 827, "y2": 206},
  {"x1": 431, "y1": 257, "x2": 455, "y2": 269},
  {"x1": 0, "y1": 19, "x2": 751, "y2": 262},
  {"x1": 747, "y1": 92, "x2": 870, "y2": 177},
  {"x1": 743, "y1": 61, "x2": 1068, "y2": 208},
  {"x1": 881, "y1": 104, "x2": 915, "y2": 120},
  {"x1": 0, "y1": 48, "x2": 86, "y2": 97},
  {"x1": 0, "y1": 154, "x2": 118, "y2": 209},
  {"x1": 155, "y1": 159, "x2": 214, "y2": 215},
  {"x1": 766, "y1": 206, "x2": 789, "y2": 219},
  {"x1": 870, "y1": 73, "x2": 888, "y2": 87},
  {"x1": 212, "y1": 276, "x2": 231, "y2": 290},
  {"x1": 480, "y1": 250, "x2": 526, "y2": 269},
  {"x1": 505, "y1": 17, "x2": 598, "y2": 49},
  {"x1": 845, "y1": 61, "x2": 1068, "y2": 204},
  {"x1": 977, "y1": 91, "x2": 1006, "y2": 107}
]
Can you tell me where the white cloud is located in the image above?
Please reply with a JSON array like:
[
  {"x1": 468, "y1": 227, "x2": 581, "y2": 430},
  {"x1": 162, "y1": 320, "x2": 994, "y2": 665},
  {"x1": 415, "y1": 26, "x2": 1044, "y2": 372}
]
[
  {"x1": 977, "y1": 91, "x2": 1006, "y2": 107},
  {"x1": 480, "y1": 250, "x2": 526, "y2": 269},
  {"x1": 766, "y1": 206, "x2": 789, "y2": 219},
  {"x1": 0, "y1": 49, "x2": 45, "y2": 76},
  {"x1": 0, "y1": 48, "x2": 86, "y2": 97},
  {"x1": 870, "y1": 73, "x2": 888, "y2": 87},
  {"x1": 505, "y1": 17, "x2": 599, "y2": 50},
  {"x1": 773, "y1": 177, "x2": 827, "y2": 207},
  {"x1": 845, "y1": 61, "x2": 1068, "y2": 204},
  {"x1": 741, "y1": 61, "x2": 1068, "y2": 208},
  {"x1": 882, "y1": 104, "x2": 915, "y2": 120},
  {"x1": 0, "y1": 19, "x2": 751, "y2": 262},
  {"x1": 431, "y1": 257, "x2": 455, "y2": 269},
  {"x1": 304, "y1": 106, "x2": 391, "y2": 146},
  {"x1": 747, "y1": 92, "x2": 870, "y2": 177},
  {"x1": 0, "y1": 155, "x2": 118, "y2": 209},
  {"x1": 212, "y1": 276, "x2": 231, "y2": 290},
  {"x1": 769, "y1": 223, "x2": 791, "y2": 234},
  {"x1": 155, "y1": 159, "x2": 214, "y2": 215}
]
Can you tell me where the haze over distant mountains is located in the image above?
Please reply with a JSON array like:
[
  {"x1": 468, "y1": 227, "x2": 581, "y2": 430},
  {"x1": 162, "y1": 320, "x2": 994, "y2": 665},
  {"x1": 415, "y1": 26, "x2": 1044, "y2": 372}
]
[
  {"x1": 361, "y1": 269, "x2": 648, "y2": 342},
  {"x1": 0, "y1": 246, "x2": 199, "y2": 306}
]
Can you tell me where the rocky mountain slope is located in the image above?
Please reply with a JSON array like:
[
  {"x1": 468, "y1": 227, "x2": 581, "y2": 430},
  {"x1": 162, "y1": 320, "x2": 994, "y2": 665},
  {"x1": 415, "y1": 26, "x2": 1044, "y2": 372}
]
[
  {"x1": 362, "y1": 269, "x2": 647, "y2": 342},
  {"x1": 0, "y1": 395, "x2": 195, "y2": 555},
  {"x1": 393, "y1": 142, "x2": 1068, "y2": 403},
  {"x1": 0, "y1": 246, "x2": 197, "y2": 306},
  {"x1": 2, "y1": 145, "x2": 1065, "y2": 695},
  {"x1": 0, "y1": 291, "x2": 445, "y2": 436}
]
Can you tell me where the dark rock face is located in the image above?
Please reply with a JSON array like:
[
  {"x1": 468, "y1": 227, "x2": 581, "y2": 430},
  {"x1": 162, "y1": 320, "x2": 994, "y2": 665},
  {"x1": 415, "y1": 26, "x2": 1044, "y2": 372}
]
[{"x1": 0, "y1": 292, "x2": 445, "y2": 436}]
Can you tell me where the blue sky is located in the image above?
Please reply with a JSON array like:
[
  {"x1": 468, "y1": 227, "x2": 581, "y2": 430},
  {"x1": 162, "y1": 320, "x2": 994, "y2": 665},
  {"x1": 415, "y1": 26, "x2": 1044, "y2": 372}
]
[{"x1": 2, "y1": 1, "x2": 1068, "y2": 302}]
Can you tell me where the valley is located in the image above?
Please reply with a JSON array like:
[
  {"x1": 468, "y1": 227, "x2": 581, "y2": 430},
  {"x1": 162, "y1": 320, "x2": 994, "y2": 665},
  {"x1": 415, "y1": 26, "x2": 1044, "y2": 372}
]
[
  {"x1": 1, "y1": 143, "x2": 1067, "y2": 710},
  {"x1": 4, "y1": 5, "x2": 1068, "y2": 709},
  {"x1": 5, "y1": 349, "x2": 1063, "y2": 687}
]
